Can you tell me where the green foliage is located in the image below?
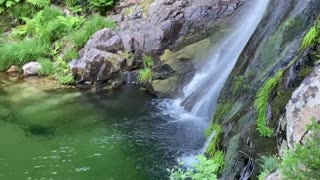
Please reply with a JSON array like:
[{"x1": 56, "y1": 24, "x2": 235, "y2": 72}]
[
  {"x1": 138, "y1": 68, "x2": 153, "y2": 83},
  {"x1": 254, "y1": 70, "x2": 283, "y2": 137},
  {"x1": 257, "y1": 155, "x2": 279, "y2": 180},
  {"x1": 168, "y1": 154, "x2": 224, "y2": 180},
  {"x1": 302, "y1": 25, "x2": 318, "y2": 49},
  {"x1": 142, "y1": 55, "x2": 154, "y2": 68},
  {"x1": 69, "y1": 15, "x2": 115, "y2": 48},
  {"x1": 53, "y1": 57, "x2": 74, "y2": 84},
  {"x1": 38, "y1": 58, "x2": 54, "y2": 76},
  {"x1": 280, "y1": 119, "x2": 320, "y2": 180},
  {"x1": 138, "y1": 55, "x2": 154, "y2": 83},
  {"x1": 26, "y1": 0, "x2": 49, "y2": 7},
  {"x1": 88, "y1": 0, "x2": 115, "y2": 12},
  {"x1": 211, "y1": 101, "x2": 232, "y2": 124},
  {"x1": 205, "y1": 124, "x2": 222, "y2": 157},
  {"x1": 0, "y1": 38, "x2": 49, "y2": 70}
]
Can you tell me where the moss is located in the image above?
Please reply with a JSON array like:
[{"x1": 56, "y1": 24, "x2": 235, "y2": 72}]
[
  {"x1": 232, "y1": 75, "x2": 250, "y2": 96},
  {"x1": 223, "y1": 134, "x2": 240, "y2": 176},
  {"x1": 282, "y1": 16, "x2": 305, "y2": 45},
  {"x1": 255, "y1": 70, "x2": 284, "y2": 137},
  {"x1": 211, "y1": 101, "x2": 233, "y2": 125},
  {"x1": 141, "y1": 0, "x2": 154, "y2": 17},
  {"x1": 297, "y1": 66, "x2": 314, "y2": 79},
  {"x1": 160, "y1": 38, "x2": 211, "y2": 63},
  {"x1": 205, "y1": 123, "x2": 224, "y2": 174}
]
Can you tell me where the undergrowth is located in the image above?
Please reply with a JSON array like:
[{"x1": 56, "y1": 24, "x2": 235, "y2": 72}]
[
  {"x1": 257, "y1": 155, "x2": 279, "y2": 180},
  {"x1": 0, "y1": 3, "x2": 115, "y2": 85}
]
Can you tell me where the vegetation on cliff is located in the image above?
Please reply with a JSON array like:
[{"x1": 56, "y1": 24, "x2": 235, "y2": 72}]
[{"x1": 254, "y1": 70, "x2": 283, "y2": 137}]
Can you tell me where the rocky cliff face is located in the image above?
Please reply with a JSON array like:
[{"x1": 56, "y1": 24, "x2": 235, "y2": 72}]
[
  {"x1": 70, "y1": 0, "x2": 245, "y2": 91},
  {"x1": 208, "y1": 0, "x2": 320, "y2": 179}
]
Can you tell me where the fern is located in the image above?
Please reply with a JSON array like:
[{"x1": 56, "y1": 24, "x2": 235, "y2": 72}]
[
  {"x1": 26, "y1": 0, "x2": 49, "y2": 7},
  {"x1": 302, "y1": 25, "x2": 317, "y2": 49},
  {"x1": 138, "y1": 68, "x2": 153, "y2": 83},
  {"x1": 255, "y1": 70, "x2": 283, "y2": 137}
]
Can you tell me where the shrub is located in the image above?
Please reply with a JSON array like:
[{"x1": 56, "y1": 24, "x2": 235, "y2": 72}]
[
  {"x1": 254, "y1": 70, "x2": 283, "y2": 137},
  {"x1": 168, "y1": 154, "x2": 224, "y2": 180},
  {"x1": 257, "y1": 155, "x2": 279, "y2": 180},
  {"x1": 280, "y1": 119, "x2": 320, "y2": 180},
  {"x1": 69, "y1": 15, "x2": 115, "y2": 48}
]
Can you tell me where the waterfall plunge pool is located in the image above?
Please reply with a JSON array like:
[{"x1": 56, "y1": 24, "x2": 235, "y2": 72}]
[{"x1": 0, "y1": 75, "x2": 207, "y2": 180}]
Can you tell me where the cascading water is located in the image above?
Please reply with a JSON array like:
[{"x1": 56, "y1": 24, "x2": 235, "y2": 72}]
[
  {"x1": 159, "y1": 0, "x2": 270, "y2": 165},
  {"x1": 161, "y1": 0, "x2": 270, "y2": 121}
]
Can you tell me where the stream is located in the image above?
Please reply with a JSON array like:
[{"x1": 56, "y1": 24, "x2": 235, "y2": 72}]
[{"x1": 0, "y1": 75, "x2": 207, "y2": 180}]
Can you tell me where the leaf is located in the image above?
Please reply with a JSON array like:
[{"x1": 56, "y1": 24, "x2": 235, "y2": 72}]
[{"x1": 5, "y1": 1, "x2": 14, "y2": 7}]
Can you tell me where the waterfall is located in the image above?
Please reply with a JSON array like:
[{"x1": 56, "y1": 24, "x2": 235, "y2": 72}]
[
  {"x1": 162, "y1": 0, "x2": 270, "y2": 122},
  {"x1": 181, "y1": 0, "x2": 270, "y2": 119},
  {"x1": 160, "y1": 0, "x2": 270, "y2": 165}
]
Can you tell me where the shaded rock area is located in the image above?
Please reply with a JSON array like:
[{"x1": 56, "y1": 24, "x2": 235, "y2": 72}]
[
  {"x1": 208, "y1": 0, "x2": 320, "y2": 179},
  {"x1": 70, "y1": 0, "x2": 245, "y2": 92}
]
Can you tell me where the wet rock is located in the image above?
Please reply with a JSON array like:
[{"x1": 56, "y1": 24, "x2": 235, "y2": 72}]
[
  {"x1": 22, "y1": 62, "x2": 42, "y2": 76},
  {"x1": 71, "y1": 0, "x2": 245, "y2": 88},
  {"x1": 284, "y1": 66, "x2": 320, "y2": 148},
  {"x1": 70, "y1": 48, "x2": 122, "y2": 83}
]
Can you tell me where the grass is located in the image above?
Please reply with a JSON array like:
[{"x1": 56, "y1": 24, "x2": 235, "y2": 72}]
[
  {"x1": 38, "y1": 57, "x2": 54, "y2": 76},
  {"x1": 69, "y1": 15, "x2": 115, "y2": 48},
  {"x1": 0, "y1": 38, "x2": 49, "y2": 71},
  {"x1": 254, "y1": 70, "x2": 283, "y2": 137}
]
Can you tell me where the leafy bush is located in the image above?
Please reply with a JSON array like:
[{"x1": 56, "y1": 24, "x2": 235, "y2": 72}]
[
  {"x1": 257, "y1": 155, "x2": 279, "y2": 180},
  {"x1": 254, "y1": 70, "x2": 283, "y2": 137},
  {"x1": 168, "y1": 154, "x2": 224, "y2": 180},
  {"x1": 280, "y1": 119, "x2": 320, "y2": 180},
  {"x1": 69, "y1": 15, "x2": 115, "y2": 48}
]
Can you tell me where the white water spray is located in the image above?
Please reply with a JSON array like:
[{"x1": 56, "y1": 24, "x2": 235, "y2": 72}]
[{"x1": 162, "y1": 0, "x2": 270, "y2": 165}]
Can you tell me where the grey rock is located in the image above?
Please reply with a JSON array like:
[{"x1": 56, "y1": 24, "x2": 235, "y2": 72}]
[
  {"x1": 22, "y1": 62, "x2": 42, "y2": 76},
  {"x1": 71, "y1": 0, "x2": 244, "y2": 85},
  {"x1": 284, "y1": 66, "x2": 320, "y2": 148}
]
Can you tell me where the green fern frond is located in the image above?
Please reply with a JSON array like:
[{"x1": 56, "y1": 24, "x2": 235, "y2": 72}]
[
  {"x1": 26, "y1": 0, "x2": 49, "y2": 7},
  {"x1": 302, "y1": 26, "x2": 317, "y2": 49}
]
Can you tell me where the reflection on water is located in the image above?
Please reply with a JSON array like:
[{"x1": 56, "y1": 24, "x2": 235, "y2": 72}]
[{"x1": 0, "y1": 75, "x2": 206, "y2": 180}]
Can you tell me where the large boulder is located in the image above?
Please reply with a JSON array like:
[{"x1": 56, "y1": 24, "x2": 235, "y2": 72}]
[
  {"x1": 22, "y1": 62, "x2": 42, "y2": 76},
  {"x1": 284, "y1": 66, "x2": 320, "y2": 148},
  {"x1": 71, "y1": 0, "x2": 245, "y2": 85}
]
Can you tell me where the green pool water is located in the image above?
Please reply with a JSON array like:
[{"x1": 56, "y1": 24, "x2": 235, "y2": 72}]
[{"x1": 0, "y1": 75, "x2": 207, "y2": 180}]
